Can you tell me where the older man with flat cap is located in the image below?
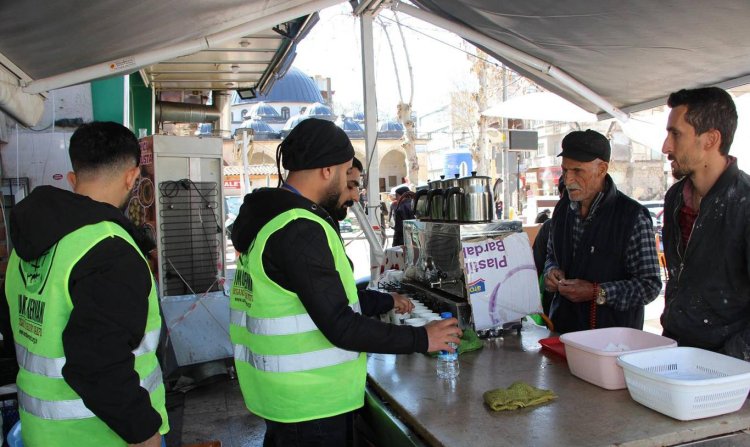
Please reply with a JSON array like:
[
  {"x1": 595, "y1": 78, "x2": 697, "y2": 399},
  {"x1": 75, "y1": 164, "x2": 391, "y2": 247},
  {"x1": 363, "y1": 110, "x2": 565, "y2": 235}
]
[
  {"x1": 543, "y1": 129, "x2": 661, "y2": 333},
  {"x1": 229, "y1": 118, "x2": 461, "y2": 447}
]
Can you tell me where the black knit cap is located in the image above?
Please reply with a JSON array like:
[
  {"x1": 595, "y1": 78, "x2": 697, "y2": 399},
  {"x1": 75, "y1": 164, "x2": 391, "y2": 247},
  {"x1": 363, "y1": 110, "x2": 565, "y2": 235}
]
[
  {"x1": 557, "y1": 129, "x2": 611, "y2": 162},
  {"x1": 278, "y1": 118, "x2": 354, "y2": 171}
]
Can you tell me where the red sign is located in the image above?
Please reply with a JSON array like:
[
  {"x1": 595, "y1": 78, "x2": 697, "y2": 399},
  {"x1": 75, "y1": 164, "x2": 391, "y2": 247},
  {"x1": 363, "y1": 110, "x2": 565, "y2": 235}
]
[
  {"x1": 52, "y1": 174, "x2": 63, "y2": 180},
  {"x1": 224, "y1": 180, "x2": 241, "y2": 189}
]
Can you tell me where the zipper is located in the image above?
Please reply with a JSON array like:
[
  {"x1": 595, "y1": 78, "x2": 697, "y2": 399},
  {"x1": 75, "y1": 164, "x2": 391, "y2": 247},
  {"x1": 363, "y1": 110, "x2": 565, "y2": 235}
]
[{"x1": 676, "y1": 194, "x2": 705, "y2": 283}]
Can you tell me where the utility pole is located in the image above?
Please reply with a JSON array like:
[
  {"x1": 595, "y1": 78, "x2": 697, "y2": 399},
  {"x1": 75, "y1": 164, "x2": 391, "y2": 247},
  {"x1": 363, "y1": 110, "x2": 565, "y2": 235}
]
[{"x1": 502, "y1": 65, "x2": 510, "y2": 219}]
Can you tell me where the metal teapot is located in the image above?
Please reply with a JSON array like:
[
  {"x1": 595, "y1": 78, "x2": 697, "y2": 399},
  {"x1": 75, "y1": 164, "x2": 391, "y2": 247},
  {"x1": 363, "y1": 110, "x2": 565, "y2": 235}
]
[
  {"x1": 427, "y1": 175, "x2": 446, "y2": 221},
  {"x1": 442, "y1": 174, "x2": 464, "y2": 222},
  {"x1": 456, "y1": 171, "x2": 494, "y2": 222}
]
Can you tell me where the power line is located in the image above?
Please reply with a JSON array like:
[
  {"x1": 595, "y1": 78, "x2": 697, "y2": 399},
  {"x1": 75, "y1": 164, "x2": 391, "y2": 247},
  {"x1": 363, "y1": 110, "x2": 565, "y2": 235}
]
[{"x1": 376, "y1": 13, "x2": 528, "y2": 90}]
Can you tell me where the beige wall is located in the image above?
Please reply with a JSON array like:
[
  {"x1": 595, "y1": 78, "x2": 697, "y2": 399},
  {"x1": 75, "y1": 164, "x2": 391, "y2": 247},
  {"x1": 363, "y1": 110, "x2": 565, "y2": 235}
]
[{"x1": 224, "y1": 137, "x2": 428, "y2": 194}]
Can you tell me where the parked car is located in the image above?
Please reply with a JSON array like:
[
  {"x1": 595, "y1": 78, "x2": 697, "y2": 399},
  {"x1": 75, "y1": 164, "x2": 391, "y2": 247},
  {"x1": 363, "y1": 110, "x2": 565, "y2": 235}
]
[
  {"x1": 340, "y1": 219, "x2": 353, "y2": 233},
  {"x1": 639, "y1": 200, "x2": 664, "y2": 228}
]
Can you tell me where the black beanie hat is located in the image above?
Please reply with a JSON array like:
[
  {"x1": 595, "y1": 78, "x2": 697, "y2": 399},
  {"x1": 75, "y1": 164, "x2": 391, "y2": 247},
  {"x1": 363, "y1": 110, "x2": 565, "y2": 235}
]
[{"x1": 278, "y1": 118, "x2": 354, "y2": 171}]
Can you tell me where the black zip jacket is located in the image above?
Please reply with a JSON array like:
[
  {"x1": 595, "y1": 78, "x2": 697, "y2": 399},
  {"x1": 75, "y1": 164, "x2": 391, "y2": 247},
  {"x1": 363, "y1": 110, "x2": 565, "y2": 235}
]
[
  {"x1": 8, "y1": 186, "x2": 160, "y2": 443},
  {"x1": 662, "y1": 161, "x2": 750, "y2": 360},
  {"x1": 231, "y1": 187, "x2": 428, "y2": 353}
]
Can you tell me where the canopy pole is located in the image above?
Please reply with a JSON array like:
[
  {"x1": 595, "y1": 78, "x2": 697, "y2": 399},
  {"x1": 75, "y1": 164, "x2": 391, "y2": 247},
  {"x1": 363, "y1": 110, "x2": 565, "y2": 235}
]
[
  {"x1": 360, "y1": 10, "x2": 383, "y2": 287},
  {"x1": 391, "y1": 2, "x2": 629, "y2": 123},
  {"x1": 23, "y1": 0, "x2": 341, "y2": 94}
]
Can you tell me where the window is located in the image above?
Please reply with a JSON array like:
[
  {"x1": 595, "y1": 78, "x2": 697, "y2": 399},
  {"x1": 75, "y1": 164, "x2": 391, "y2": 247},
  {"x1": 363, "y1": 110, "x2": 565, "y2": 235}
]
[
  {"x1": 281, "y1": 107, "x2": 290, "y2": 120},
  {"x1": 388, "y1": 176, "x2": 398, "y2": 187}
]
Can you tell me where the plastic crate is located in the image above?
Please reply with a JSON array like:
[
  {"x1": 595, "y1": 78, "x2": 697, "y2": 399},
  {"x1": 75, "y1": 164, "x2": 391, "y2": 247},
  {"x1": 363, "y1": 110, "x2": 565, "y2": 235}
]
[
  {"x1": 617, "y1": 347, "x2": 750, "y2": 421},
  {"x1": 560, "y1": 327, "x2": 676, "y2": 390}
]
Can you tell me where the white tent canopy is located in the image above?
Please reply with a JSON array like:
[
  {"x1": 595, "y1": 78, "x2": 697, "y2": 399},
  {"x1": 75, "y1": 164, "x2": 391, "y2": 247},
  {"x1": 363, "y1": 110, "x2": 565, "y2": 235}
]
[
  {"x1": 409, "y1": 0, "x2": 750, "y2": 119},
  {"x1": 1, "y1": 1, "x2": 750, "y2": 124},
  {"x1": 481, "y1": 91, "x2": 596, "y2": 122}
]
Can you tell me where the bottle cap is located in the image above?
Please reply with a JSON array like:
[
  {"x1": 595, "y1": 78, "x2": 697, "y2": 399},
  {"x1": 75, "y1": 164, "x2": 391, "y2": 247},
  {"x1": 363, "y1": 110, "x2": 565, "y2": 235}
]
[{"x1": 440, "y1": 312, "x2": 453, "y2": 319}]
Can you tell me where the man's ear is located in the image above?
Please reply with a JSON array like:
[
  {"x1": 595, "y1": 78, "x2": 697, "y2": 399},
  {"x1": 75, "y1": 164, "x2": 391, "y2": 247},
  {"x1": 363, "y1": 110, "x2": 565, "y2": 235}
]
[
  {"x1": 125, "y1": 166, "x2": 140, "y2": 190},
  {"x1": 66, "y1": 171, "x2": 77, "y2": 189},
  {"x1": 599, "y1": 161, "x2": 609, "y2": 176},
  {"x1": 320, "y1": 166, "x2": 332, "y2": 180},
  {"x1": 703, "y1": 129, "x2": 722, "y2": 153}
]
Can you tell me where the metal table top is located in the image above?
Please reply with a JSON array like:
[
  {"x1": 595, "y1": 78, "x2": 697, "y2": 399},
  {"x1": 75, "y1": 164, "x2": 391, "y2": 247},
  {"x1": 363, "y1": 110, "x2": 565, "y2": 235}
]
[{"x1": 366, "y1": 325, "x2": 750, "y2": 447}]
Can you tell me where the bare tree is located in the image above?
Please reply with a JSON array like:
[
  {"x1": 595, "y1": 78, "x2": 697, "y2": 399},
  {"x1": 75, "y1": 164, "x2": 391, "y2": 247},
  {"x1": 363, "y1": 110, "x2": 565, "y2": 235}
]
[
  {"x1": 378, "y1": 12, "x2": 418, "y2": 184},
  {"x1": 468, "y1": 49, "x2": 505, "y2": 175}
]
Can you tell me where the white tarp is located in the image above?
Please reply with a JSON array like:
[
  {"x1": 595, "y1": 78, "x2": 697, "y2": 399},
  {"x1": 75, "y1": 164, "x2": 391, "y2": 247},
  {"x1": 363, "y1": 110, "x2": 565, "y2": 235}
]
[{"x1": 482, "y1": 91, "x2": 596, "y2": 122}]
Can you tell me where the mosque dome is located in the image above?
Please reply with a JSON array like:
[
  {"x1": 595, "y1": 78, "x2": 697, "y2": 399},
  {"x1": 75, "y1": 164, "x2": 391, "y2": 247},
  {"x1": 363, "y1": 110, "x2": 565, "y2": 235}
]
[
  {"x1": 378, "y1": 119, "x2": 404, "y2": 138},
  {"x1": 246, "y1": 101, "x2": 280, "y2": 119},
  {"x1": 237, "y1": 117, "x2": 280, "y2": 140},
  {"x1": 280, "y1": 114, "x2": 310, "y2": 138},
  {"x1": 305, "y1": 102, "x2": 335, "y2": 121},
  {"x1": 335, "y1": 115, "x2": 364, "y2": 139},
  {"x1": 233, "y1": 67, "x2": 324, "y2": 105}
]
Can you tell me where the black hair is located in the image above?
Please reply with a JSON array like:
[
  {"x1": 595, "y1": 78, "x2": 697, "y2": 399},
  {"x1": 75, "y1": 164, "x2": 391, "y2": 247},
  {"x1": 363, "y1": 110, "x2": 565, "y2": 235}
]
[
  {"x1": 667, "y1": 87, "x2": 737, "y2": 155},
  {"x1": 69, "y1": 121, "x2": 140, "y2": 175},
  {"x1": 352, "y1": 157, "x2": 363, "y2": 172}
]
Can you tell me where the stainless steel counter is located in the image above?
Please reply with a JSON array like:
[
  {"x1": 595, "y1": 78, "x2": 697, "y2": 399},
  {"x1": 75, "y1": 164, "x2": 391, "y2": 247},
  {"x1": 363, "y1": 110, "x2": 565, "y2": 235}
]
[{"x1": 366, "y1": 325, "x2": 750, "y2": 447}]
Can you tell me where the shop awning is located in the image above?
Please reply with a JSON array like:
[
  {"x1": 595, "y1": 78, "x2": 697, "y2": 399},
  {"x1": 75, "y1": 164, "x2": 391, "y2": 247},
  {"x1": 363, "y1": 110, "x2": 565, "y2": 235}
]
[
  {"x1": 409, "y1": 0, "x2": 750, "y2": 119},
  {"x1": 0, "y1": 0, "x2": 338, "y2": 95},
  {"x1": 481, "y1": 92, "x2": 596, "y2": 122}
]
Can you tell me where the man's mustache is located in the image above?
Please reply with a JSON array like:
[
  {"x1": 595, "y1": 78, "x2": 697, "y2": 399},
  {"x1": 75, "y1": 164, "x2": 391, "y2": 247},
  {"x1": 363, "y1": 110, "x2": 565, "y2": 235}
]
[{"x1": 342, "y1": 200, "x2": 354, "y2": 208}]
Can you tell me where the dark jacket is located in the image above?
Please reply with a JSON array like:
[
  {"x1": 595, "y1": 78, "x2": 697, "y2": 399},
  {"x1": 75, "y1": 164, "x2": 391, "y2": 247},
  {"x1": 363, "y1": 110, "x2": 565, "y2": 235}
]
[
  {"x1": 532, "y1": 219, "x2": 553, "y2": 315},
  {"x1": 231, "y1": 187, "x2": 428, "y2": 353},
  {"x1": 392, "y1": 192, "x2": 416, "y2": 247},
  {"x1": 8, "y1": 186, "x2": 160, "y2": 443},
  {"x1": 550, "y1": 176, "x2": 650, "y2": 333},
  {"x1": 661, "y1": 161, "x2": 750, "y2": 359}
]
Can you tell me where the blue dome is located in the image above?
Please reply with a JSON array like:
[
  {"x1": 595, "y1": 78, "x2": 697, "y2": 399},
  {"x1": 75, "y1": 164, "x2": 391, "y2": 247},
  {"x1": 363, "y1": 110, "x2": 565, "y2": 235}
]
[
  {"x1": 280, "y1": 114, "x2": 311, "y2": 138},
  {"x1": 237, "y1": 117, "x2": 280, "y2": 140},
  {"x1": 335, "y1": 116, "x2": 363, "y2": 132},
  {"x1": 379, "y1": 120, "x2": 404, "y2": 132},
  {"x1": 353, "y1": 111, "x2": 365, "y2": 122},
  {"x1": 335, "y1": 115, "x2": 364, "y2": 139},
  {"x1": 248, "y1": 101, "x2": 279, "y2": 119},
  {"x1": 305, "y1": 102, "x2": 334, "y2": 120},
  {"x1": 234, "y1": 67, "x2": 324, "y2": 105}
]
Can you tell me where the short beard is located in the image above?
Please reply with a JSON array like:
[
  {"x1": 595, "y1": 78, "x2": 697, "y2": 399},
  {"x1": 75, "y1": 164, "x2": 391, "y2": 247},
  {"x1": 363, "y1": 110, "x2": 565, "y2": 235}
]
[
  {"x1": 671, "y1": 168, "x2": 689, "y2": 180},
  {"x1": 320, "y1": 186, "x2": 342, "y2": 218}
]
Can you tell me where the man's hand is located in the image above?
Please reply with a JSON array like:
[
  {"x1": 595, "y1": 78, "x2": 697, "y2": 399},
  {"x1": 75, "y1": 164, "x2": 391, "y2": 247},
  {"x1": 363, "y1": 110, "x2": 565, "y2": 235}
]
[
  {"x1": 391, "y1": 293, "x2": 414, "y2": 314},
  {"x1": 128, "y1": 432, "x2": 160, "y2": 447},
  {"x1": 544, "y1": 268, "x2": 566, "y2": 293},
  {"x1": 425, "y1": 318, "x2": 462, "y2": 353},
  {"x1": 557, "y1": 279, "x2": 595, "y2": 303}
]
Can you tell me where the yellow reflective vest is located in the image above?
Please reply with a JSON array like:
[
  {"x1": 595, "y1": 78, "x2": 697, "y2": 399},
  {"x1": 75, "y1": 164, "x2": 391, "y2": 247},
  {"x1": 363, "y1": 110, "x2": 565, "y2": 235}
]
[
  {"x1": 230, "y1": 208, "x2": 366, "y2": 422},
  {"x1": 6, "y1": 221, "x2": 169, "y2": 446}
]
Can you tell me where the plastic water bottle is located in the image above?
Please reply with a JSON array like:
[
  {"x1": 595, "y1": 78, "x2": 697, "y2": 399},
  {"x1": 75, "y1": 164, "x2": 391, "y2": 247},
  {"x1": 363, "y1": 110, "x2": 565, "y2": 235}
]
[{"x1": 436, "y1": 312, "x2": 459, "y2": 380}]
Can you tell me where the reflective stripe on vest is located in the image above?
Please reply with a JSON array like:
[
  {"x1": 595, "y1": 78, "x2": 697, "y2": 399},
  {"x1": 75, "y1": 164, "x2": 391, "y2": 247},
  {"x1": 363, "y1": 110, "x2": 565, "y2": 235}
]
[
  {"x1": 234, "y1": 344, "x2": 359, "y2": 373},
  {"x1": 18, "y1": 366, "x2": 163, "y2": 420},
  {"x1": 15, "y1": 328, "x2": 160, "y2": 379},
  {"x1": 230, "y1": 302, "x2": 362, "y2": 336}
]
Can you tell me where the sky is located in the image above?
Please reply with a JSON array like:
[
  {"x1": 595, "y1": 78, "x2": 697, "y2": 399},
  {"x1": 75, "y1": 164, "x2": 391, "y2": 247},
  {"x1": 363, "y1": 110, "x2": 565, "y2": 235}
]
[{"x1": 293, "y1": 3, "x2": 478, "y2": 119}]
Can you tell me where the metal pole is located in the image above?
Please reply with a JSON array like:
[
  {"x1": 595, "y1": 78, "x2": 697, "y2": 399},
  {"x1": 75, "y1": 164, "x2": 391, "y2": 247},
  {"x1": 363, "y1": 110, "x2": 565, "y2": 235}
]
[
  {"x1": 360, "y1": 11, "x2": 382, "y2": 287},
  {"x1": 502, "y1": 66, "x2": 510, "y2": 219}
]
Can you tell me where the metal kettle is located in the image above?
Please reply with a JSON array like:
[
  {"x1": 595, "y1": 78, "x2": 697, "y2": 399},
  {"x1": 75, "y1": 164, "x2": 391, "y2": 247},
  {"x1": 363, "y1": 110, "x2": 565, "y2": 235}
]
[
  {"x1": 442, "y1": 174, "x2": 464, "y2": 222},
  {"x1": 413, "y1": 187, "x2": 430, "y2": 220},
  {"x1": 456, "y1": 171, "x2": 494, "y2": 222},
  {"x1": 427, "y1": 175, "x2": 445, "y2": 221}
]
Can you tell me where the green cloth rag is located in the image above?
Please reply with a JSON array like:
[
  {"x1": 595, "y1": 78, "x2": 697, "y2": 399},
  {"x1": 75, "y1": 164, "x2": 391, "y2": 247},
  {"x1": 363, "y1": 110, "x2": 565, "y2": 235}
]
[
  {"x1": 428, "y1": 328, "x2": 483, "y2": 357},
  {"x1": 483, "y1": 381, "x2": 557, "y2": 411}
]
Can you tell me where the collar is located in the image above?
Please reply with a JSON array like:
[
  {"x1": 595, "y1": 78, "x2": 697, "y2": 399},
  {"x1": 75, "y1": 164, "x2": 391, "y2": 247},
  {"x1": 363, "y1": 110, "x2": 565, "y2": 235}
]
[
  {"x1": 282, "y1": 183, "x2": 302, "y2": 196},
  {"x1": 680, "y1": 156, "x2": 738, "y2": 210}
]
